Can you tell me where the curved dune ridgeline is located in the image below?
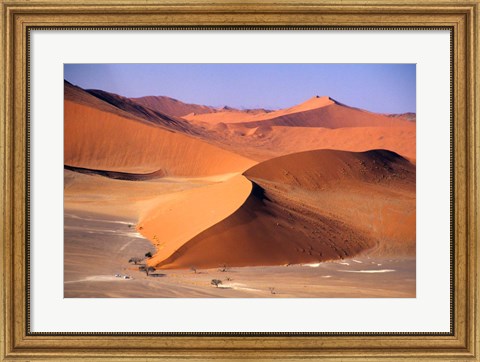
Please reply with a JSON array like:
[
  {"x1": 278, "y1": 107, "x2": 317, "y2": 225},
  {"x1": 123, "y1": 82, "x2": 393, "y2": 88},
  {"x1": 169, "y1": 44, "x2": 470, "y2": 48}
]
[
  {"x1": 244, "y1": 149, "x2": 415, "y2": 189},
  {"x1": 181, "y1": 96, "x2": 416, "y2": 163},
  {"x1": 136, "y1": 174, "x2": 252, "y2": 268},
  {"x1": 234, "y1": 102, "x2": 414, "y2": 129},
  {"x1": 64, "y1": 100, "x2": 256, "y2": 176},
  {"x1": 183, "y1": 96, "x2": 413, "y2": 129},
  {"x1": 229, "y1": 125, "x2": 417, "y2": 163},
  {"x1": 131, "y1": 95, "x2": 218, "y2": 118},
  {"x1": 154, "y1": 150, "x2": 416, "y2": 269}
]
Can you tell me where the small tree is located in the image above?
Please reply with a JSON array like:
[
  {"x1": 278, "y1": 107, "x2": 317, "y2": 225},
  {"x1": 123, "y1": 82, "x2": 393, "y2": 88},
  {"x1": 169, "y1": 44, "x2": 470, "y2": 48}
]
[
  {"x1": 211, "y1": 279, "x2": 222, "y2": 288},
  {"x1": 128, "y1": 257, "x2": 143, "y2": 265},
  {"x1": 218, "y1": 264, "x2": 229, "y2": 272},
  {"x1": 190, "y1": 266, "x2": 197, "y2": 274},
  {"x1": 145, "y1": 252, "x2": 152, "y2": 258},
  {"x1": 269, "y1": 287, "x2": 276, "y2": 295},
  {"x1": 146, "y1": 266, "x2": 156, "y2": 276}
]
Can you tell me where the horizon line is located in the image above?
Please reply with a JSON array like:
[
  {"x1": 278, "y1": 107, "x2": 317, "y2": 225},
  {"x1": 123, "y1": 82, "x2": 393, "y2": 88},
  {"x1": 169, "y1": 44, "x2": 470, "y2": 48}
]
[{"x1": 65, "y1": 80, "x2": 416, "y2": 115}]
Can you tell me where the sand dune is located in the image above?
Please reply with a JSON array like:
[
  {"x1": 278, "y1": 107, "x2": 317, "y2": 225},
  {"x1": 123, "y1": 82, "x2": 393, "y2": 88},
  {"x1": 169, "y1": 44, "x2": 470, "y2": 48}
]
[
  {"x1": 65, "y1": 165, "x2": 167, "y2": 181},
  {"x1": 245, "y1": 149, "x2": 414, "y2": 189},
  {"x1": 65, "y1": 81, "x2": 196, "y2": 134},
  {"x1": 64, "y1": 100, "x2": 256, "y2": 176},
  {"x1": 136, "y1": 174, "x2": 252, "y2": 268},
  {"x1": 182, "y1": 96, "x2": 413, "y2": 130},
  {"x1": 201, "y1": 124, "x2": 416, "y2": 162},
  {"x1": 180, "y1": 95, "x2": 415, "y2": 162},
  {"x1": 154, "y1": 149, "x2": 415, "y2": 269},
  {"x1": 182, "y1": 96, "x2": 333, "y2": 125},
  {"x1": 131, "y1": 95, "x2": 218, "y2": 117},
  {"x1": 234, "y1": 102, "x2": 414, "y2": 129},
  {"x1": 86, "y1": 89, "x2": 198, "y2": 134}
]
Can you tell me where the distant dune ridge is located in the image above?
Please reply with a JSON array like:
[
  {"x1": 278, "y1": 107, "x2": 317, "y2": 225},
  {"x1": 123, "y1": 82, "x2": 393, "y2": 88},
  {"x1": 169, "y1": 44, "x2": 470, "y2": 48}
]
[
  {"x1": 64, "y1": 82, "x2": 255, "y2": 176},
  {"x1": 131, "y1": 95, "x2": 218, "y2": 117},
  {"x1": 64, "y1": 81, "x2": 416, "y2": 269}
]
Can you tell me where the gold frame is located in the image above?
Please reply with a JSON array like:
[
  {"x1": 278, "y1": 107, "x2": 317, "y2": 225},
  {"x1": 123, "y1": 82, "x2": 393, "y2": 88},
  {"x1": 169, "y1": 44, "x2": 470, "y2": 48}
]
[{"x1": 1, "y1": 0, "x2": 479, "y2": 360}]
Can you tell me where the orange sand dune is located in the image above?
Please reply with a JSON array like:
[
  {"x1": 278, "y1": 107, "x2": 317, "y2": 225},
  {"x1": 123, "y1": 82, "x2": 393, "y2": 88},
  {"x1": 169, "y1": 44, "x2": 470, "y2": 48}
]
[
  {"x1": 131, "y1": 95, "x2": 217, "y2": 117},
  {"x1": 234, "y1": 102, "x2": 414, "y2": 129},
  {"x1": 258, "y1": 125, "x2": 416, "y2": 162},
  {"x1": 154, "y1": 149, "x2": 415, "y2": 269},
  {"x1": 65, "y1": 165, "x2": 167, "y2": 181},
  {"x1": 183, "y1": 110, "x2": 263, "y2": 124},
  {"x1": 201, "y1": 124, "x2": 416, "y2": 162},
  {"x1": 245, "y1": 149, "x2": 414, "y2": 189},
  {"x1": 136, "y1": 174, "x2": 252, "y2": 267},
  {"x1": 182, "y1": 96, "x2": 333, "y2": 124},
  {"x1": 64, "y1": 100, "x2": 256, "y2": 176},
  {"x1": 182, "y1": 96, "x2": 413, "y2": 130},
  {"x1": 65, "y1": 81, "x2": 198, "y2": 135},
  {"x1": 181, "y1": 96, "x2": 415, "y2": 162}
]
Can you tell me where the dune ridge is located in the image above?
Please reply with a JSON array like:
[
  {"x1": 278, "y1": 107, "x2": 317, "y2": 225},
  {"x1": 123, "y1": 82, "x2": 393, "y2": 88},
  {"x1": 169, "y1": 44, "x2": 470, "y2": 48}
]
[
  {"x1": 64, "y1": 165, "x2": 167, "y2": 181},
  {"x1": 64, "y1": 100, "x2": 256, "y2": 176},
  {"x1": 66, "y1": 81, "x2": 202, "y2": 135},
  {"x1": 179, "y1": 94, "x2": 415, "y2": 163},
  {"x1": 131, "y1": 95, "x2": 218, "y2": 117},
  {"x1": 136, "y1": 174, "x2": 253, "y2": 267},
  {"x1": 198, "y1": 124, "x2": 416, "y2": 162},
  {"x1": 182, "y1": 95, "x2": 334, "y2": 125},
  {"x1": 233, "y1": 103, "x2": 414, "y2": 129},
  {"x1": 152, "y1": 149, "x2": 415, "y2": 269}
]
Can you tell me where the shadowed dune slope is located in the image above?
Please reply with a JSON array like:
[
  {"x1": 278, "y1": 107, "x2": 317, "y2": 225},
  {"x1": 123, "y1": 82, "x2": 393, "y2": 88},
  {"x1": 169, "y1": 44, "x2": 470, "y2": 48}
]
[
  {"x1": 64, "y1": 100, "x2": 256, "y2": 176},
  {"x1": 131, "y1": 95, "x2": 217, "y2": 117},
  {"x1": 86, "y1": 89, "x2": 197, "y2": 134},
  {"x1": 234, "y1": 102, "x2": 414, "y2": 129},
  {"x1": 204, "y1": 124, "x2": 416, "y2": 163},
  {"x1": 155, "y1": 149, "x2": 415, "y2": 269},
  {"x1": 180, "y1": 96, "x2": 415, "y2": 162},
  {"x1": 137, "y1": 174, "x2": 252, "y2": 268},
  {"x1": 182, "y1": 96, "x2": 332, "y2": 124},
  {"x1": 64, "y1": 165, "x2": 167, "y2": 181},
  {"x1": 182, "y1": 96, "x2": 413, "y2": 129},
  {"x1": 65, "y1": 81, "x2": 199, "y2": 134},
  {"x1": 245, "y1": 149, "x2": 414, "y2": 189}
]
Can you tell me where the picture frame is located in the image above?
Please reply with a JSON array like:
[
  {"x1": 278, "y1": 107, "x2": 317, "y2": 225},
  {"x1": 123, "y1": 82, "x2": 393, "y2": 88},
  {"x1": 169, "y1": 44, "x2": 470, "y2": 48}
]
[{"x1": 1, "y1": 0, "x2": 478, "y2": 360}]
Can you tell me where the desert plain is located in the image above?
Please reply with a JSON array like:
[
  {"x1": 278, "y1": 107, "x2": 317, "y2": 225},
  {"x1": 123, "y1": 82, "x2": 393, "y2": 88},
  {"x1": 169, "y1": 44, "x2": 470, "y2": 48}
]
[{"x1": 64, "y1": 80, "x2": 416, "y2": 298}]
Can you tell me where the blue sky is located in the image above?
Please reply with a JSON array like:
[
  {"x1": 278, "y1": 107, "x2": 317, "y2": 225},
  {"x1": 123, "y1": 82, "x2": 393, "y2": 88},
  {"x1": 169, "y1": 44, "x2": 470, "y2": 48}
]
[{"x1": 64, "y1": 64, "x2": 416, "y2": 113}]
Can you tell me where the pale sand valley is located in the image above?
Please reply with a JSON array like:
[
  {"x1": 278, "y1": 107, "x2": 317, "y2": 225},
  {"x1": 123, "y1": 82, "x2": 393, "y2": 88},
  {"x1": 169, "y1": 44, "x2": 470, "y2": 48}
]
[{"x1": 64, "y1": 80, "x2": 416, "y2": 298}]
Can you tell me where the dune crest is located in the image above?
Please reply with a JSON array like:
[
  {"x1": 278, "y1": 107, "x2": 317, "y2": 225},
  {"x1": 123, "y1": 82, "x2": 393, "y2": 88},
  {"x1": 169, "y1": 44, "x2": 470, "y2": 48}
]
[
  {"x1": 64, "y1": 100, "x2": 256, "y2": 176},
  {"x1": 155, "y1": 149, "x2": 416, "y2": 269},
  {"x1": 131, "y1": 95, "x2": 217, "y2": 118},
  {"x1": 182, "y1": 95, "x2": 335, "y2": 125},
  {"x1": 136, "y1": 174, "x2": 252, "y2": 267}
]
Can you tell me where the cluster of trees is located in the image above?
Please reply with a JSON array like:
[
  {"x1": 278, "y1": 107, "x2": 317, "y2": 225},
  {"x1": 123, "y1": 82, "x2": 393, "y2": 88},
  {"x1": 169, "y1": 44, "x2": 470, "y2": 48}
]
[
  {"x1": 138, "y1": 265, "x2": 156, "y2": 276},
  {"x1": 128, "y1": 251, "x2": 155, "y2": 276}
]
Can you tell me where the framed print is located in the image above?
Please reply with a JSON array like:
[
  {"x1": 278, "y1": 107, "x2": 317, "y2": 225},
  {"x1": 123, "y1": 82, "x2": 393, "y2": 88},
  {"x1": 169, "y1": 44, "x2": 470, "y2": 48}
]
[{"x1": 1, "y1": 0, "x2": 479, "y2": 361}]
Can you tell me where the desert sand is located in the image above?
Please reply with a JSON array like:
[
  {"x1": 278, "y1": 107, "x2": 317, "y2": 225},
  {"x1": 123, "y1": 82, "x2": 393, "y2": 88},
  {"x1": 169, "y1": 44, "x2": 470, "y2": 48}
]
[
  {"x1": 64, "y1": 100, "x2": 255, "y2": 175},
  {"x1": 64, "y1": 81, "x2": 416, "y2": 298}
]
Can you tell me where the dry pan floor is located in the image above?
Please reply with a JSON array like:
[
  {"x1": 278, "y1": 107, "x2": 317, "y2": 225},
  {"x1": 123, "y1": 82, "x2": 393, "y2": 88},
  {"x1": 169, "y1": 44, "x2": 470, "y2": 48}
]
[{"x1": 64, "y1": 210, "x2": 415, "y2": 298}]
